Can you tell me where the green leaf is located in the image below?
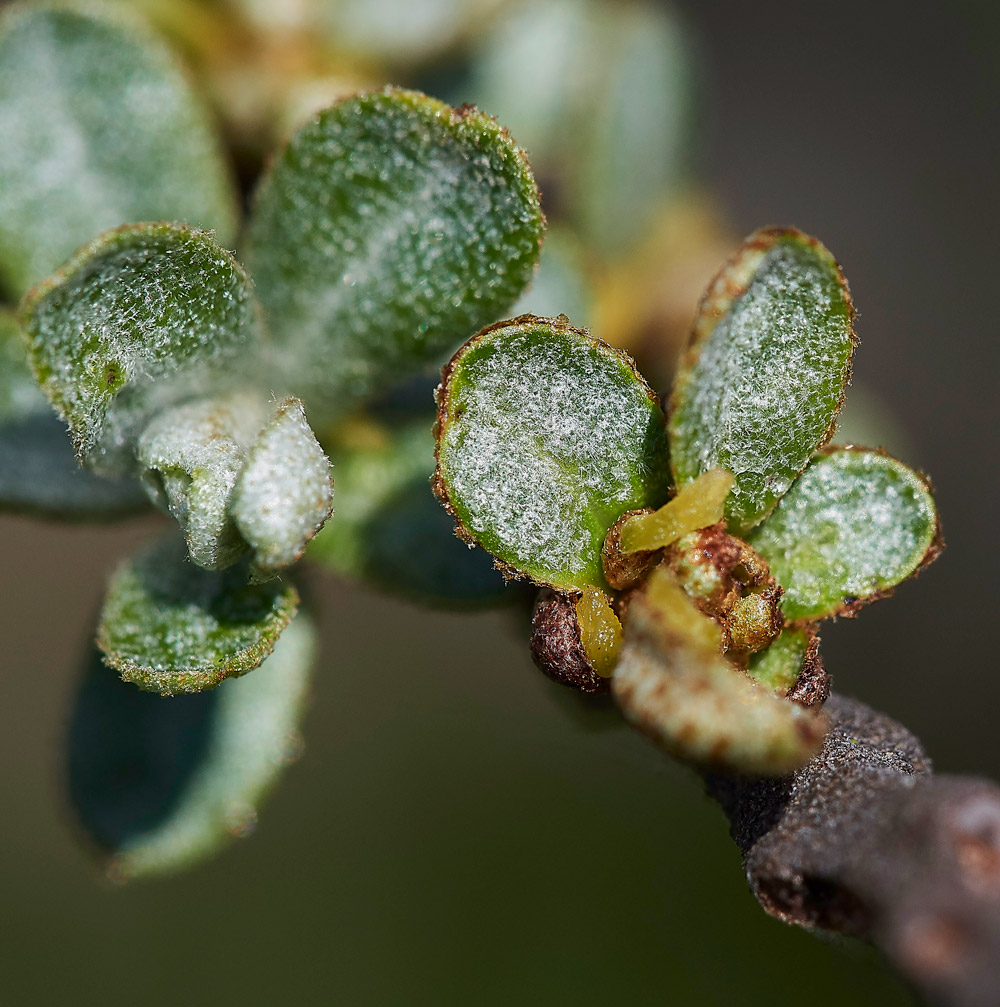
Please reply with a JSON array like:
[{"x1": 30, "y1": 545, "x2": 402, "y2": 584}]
[
  {"x1": 460, "y1": 0, "x2": 696, "y2": 254},
  {"x1": 747, "y1": 448, "x2": 942, "y2": 622},
  {"x1": 3, "y1": 308, "x2": 150, "y2": 520},
  {"x1": 747, "y1": 627, "x2": 811, "y2": 694},
  {"x1": 97, "y1": 533, "x2": 298, "y2": 696},
  {"x1": 232, "y1": 397, "x2": 334, "y2": 582},
  {"x1": 669, "y1": 228, "x2": 856, "y2": 535},
  {"x1": 0, "y1": 413, "x2": 150, "y2": 520},
  {"x1": 246, "y1": 88, "x2": 544, "y2": 411},
  {"x1": 309, "y1": 418, "x2": 509, "y2": 605},
  {"x1": 20, "y1": 223, "x2": 260, "y2": 473},
  {"x1": 434, "y1": 316, "x2": 670, "y2": 591},
  {"x1": 0, "y1": 306, "x2": 46, "y2": 418},
  {"x1": 0, "y1": 2, "x2": 237, "y2": 298},
  {"x1": 137, "y1": 394, "x2": 269, "y2": 570},
  {"x1": 69, "y1": 615, "x2": 315, "y2": 881}
]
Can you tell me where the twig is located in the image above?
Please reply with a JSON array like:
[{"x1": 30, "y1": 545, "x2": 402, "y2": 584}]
[{"x1": 703, "y1": 695, "x2": 1000, "y2": 1007}]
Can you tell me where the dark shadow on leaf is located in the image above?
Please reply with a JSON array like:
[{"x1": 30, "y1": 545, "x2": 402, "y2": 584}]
[{"x1": 67, "y1": 648, "x2": 218, "y2": 851}]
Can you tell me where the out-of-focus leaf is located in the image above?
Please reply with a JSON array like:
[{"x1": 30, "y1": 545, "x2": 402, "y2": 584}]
[
  {"x1": 21, "y1": 223, "x2": 260, "y2": 473},
  {"x1": 460, "y1": 0, "x2": 696, "y2": 254},
  {"x1": 747, "y1": 626, "x2": 810, "y2": 695},
  {"x1": 509, "y1": 227, "x2": 592, "y2": 324},
  {"x1": 69, "y1": 615, "x2": 315, "y2": 881},
  {"x1": 612, "y1": 568, "x2": 827, "y2": 775},
  {"x1": 669, "y1": 228, "x2": 856, "y2": 535},
  {"x1": 97, "y1": 533, "x2": 298, "y2": 696},
  {"x1": 0, "y1": 2, "x2": 237, "y2": 299},
  {"x1": 747, "y1": 447, "x2": 941, "y2": 622},
  {"x1": 310, "y1": 419, "x2": 508, "y2": 605},
  {"x1": 0, "y1": 306, "x2": 46, "y2": 417},
  {"x1": 0, "y1": 413, "x2": 150, "y2": 519},
  {"x1": 434, "y1": 316, "x2": 670, "y2": 591},
  {"x1": 235, "y1": 0, "x2": 507, "y2": 65},
  {"x1": 246, "y1": 88, "x2": 543, "y2": 411},
  {"x1": 232, "y1": 397, "x2": 334, "y2": 582}
]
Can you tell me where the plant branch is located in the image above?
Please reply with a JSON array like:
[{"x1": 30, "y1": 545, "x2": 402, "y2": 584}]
[{"x1": 702, "y1": 694, "x2": 1000, "y2": 1007}]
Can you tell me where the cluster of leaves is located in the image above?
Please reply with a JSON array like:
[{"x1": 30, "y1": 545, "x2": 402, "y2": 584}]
[
  {"x1": 433, "y1": 229, "x2": 942, "y2": 775},
  {"x1": 0, "y1": 0, "x2": 941, "y2": 878},
  {"x1": 0, "y1": 1, "x2": 543, "y2": 876}
]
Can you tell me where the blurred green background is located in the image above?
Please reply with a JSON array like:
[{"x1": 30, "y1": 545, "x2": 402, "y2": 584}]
[{"x1": 1, "y1": 0, "x2": 997, "y2": 1003}]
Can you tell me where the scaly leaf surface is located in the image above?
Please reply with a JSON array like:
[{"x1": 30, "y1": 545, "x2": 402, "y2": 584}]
[
  {"x1": 434, "y1": 316, "x2": 670, "y2": 591},
  {"x1": 669, "y1": 228, "x2": 856, "y2": 534},
  {"x1": 747, "y1": 448, "x2": 941, "y2": 622}
]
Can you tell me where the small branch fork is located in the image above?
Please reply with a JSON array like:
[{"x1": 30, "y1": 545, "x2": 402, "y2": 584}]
[{"x1": 702, "y1": 695, "x2": 1000, "y2": 1007}]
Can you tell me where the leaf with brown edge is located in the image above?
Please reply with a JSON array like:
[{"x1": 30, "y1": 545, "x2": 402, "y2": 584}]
[
  {"x1": 746, "y1": 447, "x2": 942, "y2": 623},
  {"x1": 669, "y1": 228, "x2": 856, "y2": 535},
  {"x1": 97, "y1": 533, "x2": 298, "y2": 696},
  {"x1": 434, "y1": 315, "x2": 671, "y2": 592}
]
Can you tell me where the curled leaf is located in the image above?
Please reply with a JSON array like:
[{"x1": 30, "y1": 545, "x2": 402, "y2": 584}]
[
  {"x1": 69, "y1": 615, "x2": 315, "y2": 881},
  {"x1": 747, "y1": 447, "x2": 942, "y2": 622},
  {"x1": 20, "y1": 223, "x2": 260, "y2": 473},
  {"x1": 246, "y1": 88, "x2": 544, "y2": 410},
  {"x1": 232, "y1": 397, "x2": 334, "y2": 582},
  {"x1": 0, "y1": 2, "x2": 237, "y2": 298},
  {"x1": 308, "y1": 418, "x2": 508, "y2": 606},
  {"x1": 434, "y1": 316, "x2": 671, "y2": 591},
  {"x1": 97, "y1": 534, "x2": 298, "y2": 696},
  {"x1": 669, "y1": 228, "x2": 856, "y2": 534},
  {"x1": 138, "y1": 394, "x2": 269, "y2": 570},
  {"x1": 612, "y1": 568, "x2": 827, "y2": 776}
]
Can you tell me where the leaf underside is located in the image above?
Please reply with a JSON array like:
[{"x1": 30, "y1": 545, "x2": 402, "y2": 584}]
[
  {"x1": 435, "y1": 316, "x2": 671, "y2": 591},
  {"x1": 747, "y1": 448, "x2": 941, "y2": 622},
  {"x1": 669, "y1": 228, "x2": 856, "y2": 535},
  {"x1": 0, "y1": 3, "x2": 236, "y2": 299},
  {"x1": 246, "y1": 88, "x2": 544, "y2": 412},
  {"x1": 97, "y1": 534, "x2": 298, "y2": 696},
  {"x1": 20, "y1": 223, "x2": 260, "y2": 474},
  {"x1": 69, "y1": 616, "x2": 315, "y2": 881}
]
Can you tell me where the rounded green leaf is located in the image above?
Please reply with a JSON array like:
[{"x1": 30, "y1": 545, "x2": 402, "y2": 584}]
[
  {"x1": 245, "y1": 87, "x2": 544, "y2": 412},
  {"x1": 434, "y1": 316, "x2": 670, "y2": 591},
  {"x1": 309, "y1": 418, "x2": 509, "y2": 605},
  {"x1": 669, "y1": 228, "x2": 856, "y2": 535},
  {"x1": 0, "y1": 2, "x2": 237, "y2": 298},
  {"x1": 20, "y1": 223, "x2": 261, "y2": 473},
  {"x1": 747, "y1": 448, "x2": 942, "y2": 622},
  {"x1": 69, "y1": 615, "x2": 315, "y2": 880},
  {"x1": 97, "y1": 534, "x2": 299, "y2": 696}
]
